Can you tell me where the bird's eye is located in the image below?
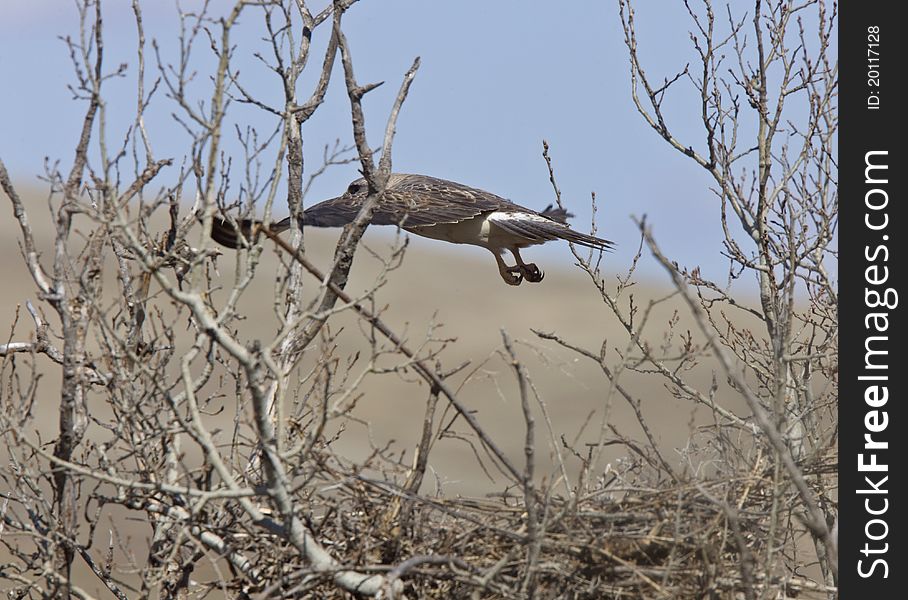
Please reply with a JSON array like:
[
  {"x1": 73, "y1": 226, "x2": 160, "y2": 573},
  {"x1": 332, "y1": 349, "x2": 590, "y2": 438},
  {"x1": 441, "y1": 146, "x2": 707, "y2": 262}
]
[{"x1": 347, "y1": 183, "x2": 361, "y2": 195}]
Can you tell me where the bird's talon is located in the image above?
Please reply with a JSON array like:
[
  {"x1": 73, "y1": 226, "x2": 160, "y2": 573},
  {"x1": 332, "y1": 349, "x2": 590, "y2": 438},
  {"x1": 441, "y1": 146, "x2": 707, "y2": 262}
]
[
  {"x1": 522, "y1": 263, "x2": 544, "y2": 283},
  {"x1": 500, "y1": 269, "x2": 523, "y2": 286}
]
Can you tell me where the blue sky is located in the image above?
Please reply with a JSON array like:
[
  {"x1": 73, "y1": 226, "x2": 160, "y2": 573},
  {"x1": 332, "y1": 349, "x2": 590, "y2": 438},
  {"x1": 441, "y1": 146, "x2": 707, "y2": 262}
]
[{"x1": 1, "y1": 1, "x2": 770, "y2": 284}]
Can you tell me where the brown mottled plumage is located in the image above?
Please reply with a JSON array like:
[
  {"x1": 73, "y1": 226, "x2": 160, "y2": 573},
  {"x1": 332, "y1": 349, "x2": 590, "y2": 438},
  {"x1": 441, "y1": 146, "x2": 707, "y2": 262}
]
[{"x1": 212, "y1": 174, "x2": 612, "y2": 285}]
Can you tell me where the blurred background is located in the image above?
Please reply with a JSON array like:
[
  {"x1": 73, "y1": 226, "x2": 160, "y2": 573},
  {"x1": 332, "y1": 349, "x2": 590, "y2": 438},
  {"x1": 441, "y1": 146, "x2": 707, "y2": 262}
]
[{"x1": 1, "y1": 1, "x2": 762, "y2": 496}]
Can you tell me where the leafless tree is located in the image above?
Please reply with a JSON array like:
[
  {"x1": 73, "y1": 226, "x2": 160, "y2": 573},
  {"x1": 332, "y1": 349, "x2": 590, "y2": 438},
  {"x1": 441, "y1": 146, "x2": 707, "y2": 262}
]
[
  {"x1": 2, "y1": 0, "x2": 426, "y2": 596},
  {"x1": 1, "y1": 0, "x2": 837, "y2": 598},
  {"x1": 584, "y1": 0, "x2": 836, "y2": 593}
]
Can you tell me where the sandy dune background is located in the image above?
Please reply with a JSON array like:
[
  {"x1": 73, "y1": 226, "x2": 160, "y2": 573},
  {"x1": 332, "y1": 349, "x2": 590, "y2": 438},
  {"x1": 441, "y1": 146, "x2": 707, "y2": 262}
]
[{"x1": 1, "y1": 188, "x2": 744, "y2": 494}]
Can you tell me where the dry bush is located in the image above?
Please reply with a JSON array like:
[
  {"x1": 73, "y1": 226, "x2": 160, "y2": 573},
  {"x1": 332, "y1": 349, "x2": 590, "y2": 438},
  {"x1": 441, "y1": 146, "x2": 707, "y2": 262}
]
[{"x1": 1, "y1": 1, "x2": 836, "y2": 598}]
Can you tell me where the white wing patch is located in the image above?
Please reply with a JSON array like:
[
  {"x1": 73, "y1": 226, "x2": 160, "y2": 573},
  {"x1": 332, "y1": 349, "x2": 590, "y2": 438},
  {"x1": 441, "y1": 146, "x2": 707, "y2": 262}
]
[{"x1": 488, "y1": 211, "x2": 556, "y2": 225}]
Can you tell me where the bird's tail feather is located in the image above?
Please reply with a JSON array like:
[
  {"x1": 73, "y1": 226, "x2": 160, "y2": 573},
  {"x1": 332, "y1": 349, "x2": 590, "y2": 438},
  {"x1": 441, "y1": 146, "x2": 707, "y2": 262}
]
[
  {"x1": 492, "y1": 216, "x2": 614, "y2": 251},
  {"x1": 556, "y1": 228, "x2": 614, "y2": 251}
]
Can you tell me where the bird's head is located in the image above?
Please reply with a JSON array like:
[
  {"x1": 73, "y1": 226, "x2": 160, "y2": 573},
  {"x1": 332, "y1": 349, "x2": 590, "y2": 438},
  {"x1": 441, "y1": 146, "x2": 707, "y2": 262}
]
[
  {"x1": 339, "y1": 173, "x2": 411, "y2": 199},
  {"x1": 341, "y1": 177, "x2": 368, "y2": 199}
]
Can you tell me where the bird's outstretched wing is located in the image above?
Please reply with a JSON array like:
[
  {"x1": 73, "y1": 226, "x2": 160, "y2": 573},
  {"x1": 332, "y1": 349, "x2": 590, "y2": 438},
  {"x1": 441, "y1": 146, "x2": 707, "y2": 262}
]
[
  {"x1": 209, "y1": 217, "x2": 281, "y2": 249},
  {"x1": 303, "y1": 174, "x2": 511, "y2": 228},
  {"x1": 207, "y1": 175, "x2": 503, "y2": 247}
]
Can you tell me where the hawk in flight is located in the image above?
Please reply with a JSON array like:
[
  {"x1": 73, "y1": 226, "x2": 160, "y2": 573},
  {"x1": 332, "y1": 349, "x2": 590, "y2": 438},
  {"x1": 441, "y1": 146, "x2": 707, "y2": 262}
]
[{"x1": 211, "y1": 174, "x2": 612, "y2": 285}]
